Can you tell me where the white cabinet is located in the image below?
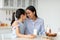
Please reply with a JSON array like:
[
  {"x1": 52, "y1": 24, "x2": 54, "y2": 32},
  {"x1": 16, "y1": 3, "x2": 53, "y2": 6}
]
[
  {"x1": 3, "y1": 0, "x2": 14, "y2": 8},
  {"x1": 0, "y1": 0, "x2": 38, "y2": 26},
  {"x1": 0, "y1": 0, "x2": 38, "y2": 9},
  {"x1": 4, "y1": 0, "x2": 14, "y2": 7},
  {"x1": 0, "y1": 0, "x2": 14, "y2": 8},
  {"x1": 4, "y1": 0, "x2": 9, "y2": 7}
]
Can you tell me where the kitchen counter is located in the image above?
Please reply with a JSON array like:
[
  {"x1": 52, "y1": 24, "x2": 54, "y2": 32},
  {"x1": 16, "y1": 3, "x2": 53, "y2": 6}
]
[
  {"x1": 0, "y1": 26, "x2": 12, "y2": 34},
  {"x1": 0, "y1": 35, "x2": 60, "y2": 40},
  {"x1": 0, "y1": 26, "x2": 60, "y2": 40}
]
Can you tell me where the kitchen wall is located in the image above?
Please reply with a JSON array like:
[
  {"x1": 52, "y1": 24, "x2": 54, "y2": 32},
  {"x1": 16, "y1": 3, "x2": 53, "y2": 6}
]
[{"x1": 37, "y1": 0, "x2": 60, "y2": 34}]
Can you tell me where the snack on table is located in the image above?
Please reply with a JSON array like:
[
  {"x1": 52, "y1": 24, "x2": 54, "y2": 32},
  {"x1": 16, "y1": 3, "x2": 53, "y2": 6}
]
[{"x1": 46, "y1": 32, "x2": 57, "y2": 37}]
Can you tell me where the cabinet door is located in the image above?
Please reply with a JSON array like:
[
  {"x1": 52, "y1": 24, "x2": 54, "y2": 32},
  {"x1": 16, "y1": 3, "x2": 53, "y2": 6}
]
[
  {"x1": 16, "y1": 0, "x2": 37, "y2": 8},
  {"x1": 4, "y1": 0, "x2": 14, "y2": 7},
  {"x1": 4, "y1": 0, "x2": 38, "y2": 8},
  {"x1": 22, "y1": 0, "x2": 25, "y2": 8},
  {"x1": 17, "y1": 0, "x2": 25, "y2": 8},
  {"x1": 17, "y1": 0, "x2": 21, "y2": 7},
  {"x1": 29, "y1": 0, "x2": 37, "y2": 8},
  {"x1": 4, "y1": 0, "x2": 9, "y2": 6},
  {"x1": 9, "y1": 0, "x2": 14, "y2": 7}
]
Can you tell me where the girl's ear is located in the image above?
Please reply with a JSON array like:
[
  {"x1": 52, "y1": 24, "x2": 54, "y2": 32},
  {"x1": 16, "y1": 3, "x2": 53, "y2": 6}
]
[{"x1": 20, "y1": 14, "x2": 23, "y2": 18}]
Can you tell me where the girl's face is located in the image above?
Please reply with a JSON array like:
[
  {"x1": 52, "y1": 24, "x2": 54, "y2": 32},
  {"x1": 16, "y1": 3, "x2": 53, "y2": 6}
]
[
  {"x1": 26, "y1": 9, "x2": 35, "y2": 19},
  {"x1": 22, "y1": 14, "x2": 26, "y2": 21}
]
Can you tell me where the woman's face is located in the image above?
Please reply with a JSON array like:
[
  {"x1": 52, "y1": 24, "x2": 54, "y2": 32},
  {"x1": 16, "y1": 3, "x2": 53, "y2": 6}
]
[{"x1": 26, "y1": 10, "x2": 35, "y2": 19}]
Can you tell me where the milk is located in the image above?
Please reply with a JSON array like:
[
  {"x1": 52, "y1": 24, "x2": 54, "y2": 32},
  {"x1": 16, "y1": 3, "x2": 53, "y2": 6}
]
[{"x1": 33, "y1": 29, "x2": 37, "y2": 35}]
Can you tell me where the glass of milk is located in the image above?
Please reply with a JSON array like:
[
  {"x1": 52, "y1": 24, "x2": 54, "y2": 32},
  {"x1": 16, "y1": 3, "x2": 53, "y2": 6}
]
[{"x1": 33, "y1": 28, "x2": 37, "y2": 35}]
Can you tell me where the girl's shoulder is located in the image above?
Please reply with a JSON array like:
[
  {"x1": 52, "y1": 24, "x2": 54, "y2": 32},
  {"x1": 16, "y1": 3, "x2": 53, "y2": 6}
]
[{"x1": 12, "y1": 21, "x2": 19, "y2": 27}]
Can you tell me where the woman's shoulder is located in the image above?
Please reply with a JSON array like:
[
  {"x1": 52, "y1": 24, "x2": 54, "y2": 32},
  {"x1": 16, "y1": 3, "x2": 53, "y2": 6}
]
[
  {"x1": 25, "y1": 18, "x2": 44, "y2": 22},
  {"x1": 37, "y1": 17, "x2": 44, "y2": 22},
  {"x1": 38, "y1": 17, "x2": 44, "y2": 20}
]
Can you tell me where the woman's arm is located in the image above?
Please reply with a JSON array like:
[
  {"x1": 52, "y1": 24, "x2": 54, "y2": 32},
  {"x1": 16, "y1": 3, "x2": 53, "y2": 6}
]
[{"x1": 39, "y1": 20, "x2": 45, "y2": 35}]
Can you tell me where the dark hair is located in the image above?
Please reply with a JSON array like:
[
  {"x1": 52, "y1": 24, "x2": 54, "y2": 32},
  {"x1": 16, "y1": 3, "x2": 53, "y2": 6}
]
[
  {"x1": 26, "y1": 6, "x2": 38, "y2": 18},
  {"x1": 11, "y1": 12, "x2": 15, "y2": 25},
  {"x1": 11, "y1": 9, "x2": 25, "y2": 25}
]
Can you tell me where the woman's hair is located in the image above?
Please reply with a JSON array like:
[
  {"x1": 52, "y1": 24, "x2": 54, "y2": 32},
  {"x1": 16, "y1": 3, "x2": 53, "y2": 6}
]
[
  {"x1": 26, "y1": 5, "x2": 38, "y2": 18},
  {"x1": 11, "y1": 9, "x2": 25, "y2": 25}
]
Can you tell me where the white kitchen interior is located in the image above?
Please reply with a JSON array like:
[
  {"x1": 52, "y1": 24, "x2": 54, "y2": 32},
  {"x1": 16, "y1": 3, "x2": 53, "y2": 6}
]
[
  {"x1": 0, "y1": 0, "x2": 38, "y2": 25},
  {"x1": 0, "y1": 0, "x2": 38, "y2": 39},
  {"x1": 0, "y1": 0, "x2": 60, "y2": 39}
]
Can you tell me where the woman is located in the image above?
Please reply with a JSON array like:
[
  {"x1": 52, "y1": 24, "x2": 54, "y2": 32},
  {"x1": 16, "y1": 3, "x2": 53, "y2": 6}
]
[
  {"x1": 24, "y1": 6, "x2": 45, "y2": 36},
  {"x1": 11, "y1": 9, "x2": 35, "y2": 38}
]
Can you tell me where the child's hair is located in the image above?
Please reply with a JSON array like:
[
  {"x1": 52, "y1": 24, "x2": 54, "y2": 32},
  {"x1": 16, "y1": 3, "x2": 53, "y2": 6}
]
[
  {"x1": 11, "y1": 12, "x2": 15, "y2": 25},
  {"x1": 11, "y1": 9, "x2": 25, "y2": 25}
]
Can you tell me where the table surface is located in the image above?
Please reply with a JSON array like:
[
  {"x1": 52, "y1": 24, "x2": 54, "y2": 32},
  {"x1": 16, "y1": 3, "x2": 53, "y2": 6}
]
[
  {"x1": 0, "y1": 35, "x2": 60, "y2": 40},
  {"x1": 0, "y1": 27, "x2": 60, "y2": 40}
]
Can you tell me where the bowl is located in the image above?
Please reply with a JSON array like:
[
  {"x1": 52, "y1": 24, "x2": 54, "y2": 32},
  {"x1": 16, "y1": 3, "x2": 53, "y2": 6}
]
[{"x1": 46, "y1": 33, "x2": 57, "y2": 37}]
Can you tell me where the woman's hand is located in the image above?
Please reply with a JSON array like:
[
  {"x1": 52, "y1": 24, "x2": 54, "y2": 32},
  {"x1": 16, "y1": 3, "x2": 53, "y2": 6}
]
[{"x1": 27, "y1": 34, "x2": 36, "y2": 39}]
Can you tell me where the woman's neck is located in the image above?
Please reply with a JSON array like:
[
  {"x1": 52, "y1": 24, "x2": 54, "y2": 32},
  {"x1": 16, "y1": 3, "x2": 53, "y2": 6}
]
[{"x1": 32, "y1": 16, "x2": 37, "y2": 21}]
